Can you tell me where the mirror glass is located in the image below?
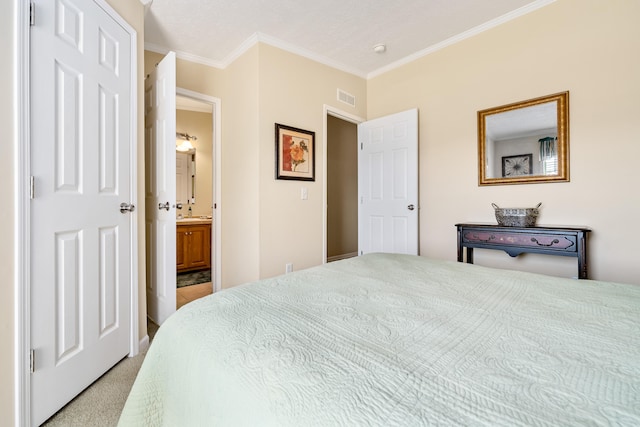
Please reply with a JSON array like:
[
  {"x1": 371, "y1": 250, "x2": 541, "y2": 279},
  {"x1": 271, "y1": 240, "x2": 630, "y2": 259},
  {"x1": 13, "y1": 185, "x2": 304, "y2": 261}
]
[
  {"x1": 176, "y1": 148, "x2": 196, "y2": 205},
  {"x1": 478, "y1": 91, "x2": 569, "y2": 185}
]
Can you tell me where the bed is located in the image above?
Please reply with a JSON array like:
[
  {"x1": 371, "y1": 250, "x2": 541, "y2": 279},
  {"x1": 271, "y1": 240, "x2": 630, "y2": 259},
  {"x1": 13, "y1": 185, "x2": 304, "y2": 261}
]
[{"x1": 119, "y1": 253, "x2": 640, "y2": 426}]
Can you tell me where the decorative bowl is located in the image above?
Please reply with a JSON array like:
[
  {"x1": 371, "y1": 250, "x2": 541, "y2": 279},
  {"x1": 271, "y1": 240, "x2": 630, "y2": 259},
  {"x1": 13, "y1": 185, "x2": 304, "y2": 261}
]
[{"x1": 492, "y1": 202, "x2": 541, "y2": 227}]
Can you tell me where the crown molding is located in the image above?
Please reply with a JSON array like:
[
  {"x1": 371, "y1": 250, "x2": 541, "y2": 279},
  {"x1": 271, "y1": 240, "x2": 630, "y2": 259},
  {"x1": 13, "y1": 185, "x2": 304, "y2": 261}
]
[
  {"x1": 144, "y1": 42, "x2": 226, "y2": 69},
  {"x1": 367, "y1": 0, "x2": 556, "y2": 79},
  {"x1": 250, "y1": 32, "x2": 367, "y2": 78},
  {"x1": 139, "y1": 0, "x2": 153, "y2": 14},
  {"x1": 146, "y1": 33, "x2": 367, "y2": 78},
  {"x1": 144, "y1": 0, "x2": 556, "y2": 80}
]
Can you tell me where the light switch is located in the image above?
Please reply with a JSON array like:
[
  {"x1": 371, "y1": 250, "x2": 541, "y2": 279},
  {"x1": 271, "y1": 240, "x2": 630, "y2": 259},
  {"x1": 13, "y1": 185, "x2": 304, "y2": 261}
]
[{"x1": 301, "y1": 187, "x2": 308, "y2": 200}]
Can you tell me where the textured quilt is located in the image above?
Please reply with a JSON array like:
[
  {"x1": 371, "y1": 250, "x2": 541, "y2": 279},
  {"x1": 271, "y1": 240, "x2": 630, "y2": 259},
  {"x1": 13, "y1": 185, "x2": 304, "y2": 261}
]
[{"x1": 119, "y1": 253, "x2": 640, "y2": 426}]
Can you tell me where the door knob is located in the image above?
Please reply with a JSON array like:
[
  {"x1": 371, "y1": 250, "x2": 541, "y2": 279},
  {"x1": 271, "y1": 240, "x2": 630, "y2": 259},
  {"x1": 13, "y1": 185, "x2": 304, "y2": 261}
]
[
  {"x1": 408, "y1": 204, "x2": 415, "y2": 211},
  {"x1": 120, "y1": 203, "x2": 135, "y2": 213},
  {"x1": 158, "y1": 202, "x2": 170, "y2": 211}
]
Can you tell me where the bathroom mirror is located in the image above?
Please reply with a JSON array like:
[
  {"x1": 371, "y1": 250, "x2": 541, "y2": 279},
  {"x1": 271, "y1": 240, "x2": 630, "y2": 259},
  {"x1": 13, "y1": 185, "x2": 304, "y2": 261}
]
[
  {"x1": 176, "y1": 149, "x2": 196, "y2": 204},
  {"x1": 478, "y1": 91, "x2": 569, "y2": 186}
]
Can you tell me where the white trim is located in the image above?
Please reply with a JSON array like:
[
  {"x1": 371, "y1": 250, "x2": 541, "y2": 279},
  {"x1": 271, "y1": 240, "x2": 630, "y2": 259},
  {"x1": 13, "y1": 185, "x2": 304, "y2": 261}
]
[
  {"x1": 251, "y1": 33, "x2": 365, "y2": 77},
  {"x1": 327, "y1": 252, "x2": 358, "y2": 263},
  {"x1": 15, "y1": 0, "x2": 30, "y2": 424},
  {"x1": 221, "y1": 32, "x2": 260, "y2": 68},
  {"x1": 138, "y1": 334, "x2": 150, "y2": 353},
  {"x1": 367, "y1": 0, "x2": 557, "y2": 79},
  {"x1": 143, "y1": 0, "x2": 555, "y2": 80},
  {"x1": 176, "y1": 88, "x2": 222, "y2": 293},
  {"x1": 145, "y1": 42, "x2": 226, "y2": 69},
  {"x1": 146, "y1": 31, "x2": 367, "y2": 78},
  {"x1": 16, "y1": 1, "x2": 139, "y2": 424},
  {"x1": 322, "y1": 105, "x2": 364, "y2": 265}
]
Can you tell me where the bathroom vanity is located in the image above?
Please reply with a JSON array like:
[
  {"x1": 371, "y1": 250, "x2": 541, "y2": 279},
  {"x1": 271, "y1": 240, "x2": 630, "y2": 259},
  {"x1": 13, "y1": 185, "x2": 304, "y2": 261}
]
[{"x1": 177, "y1": 219, "x2": 212, "y2": 272}]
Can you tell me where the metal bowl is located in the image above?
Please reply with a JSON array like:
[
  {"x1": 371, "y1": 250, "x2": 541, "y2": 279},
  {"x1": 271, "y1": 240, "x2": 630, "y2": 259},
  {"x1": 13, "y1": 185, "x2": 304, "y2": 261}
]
[{"x1": 492, "y1": 202, "x2": 541, "y2": 227}]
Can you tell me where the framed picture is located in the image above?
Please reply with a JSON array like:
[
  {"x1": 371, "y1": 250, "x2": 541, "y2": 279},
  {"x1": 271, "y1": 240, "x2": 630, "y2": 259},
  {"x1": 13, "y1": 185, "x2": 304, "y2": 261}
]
[
  {"x1": 275, "y1": 123, "x2": 315, "y2": 181},
  {"x1": 502, "y1": 154, "x2": 533, "y2": 177}
]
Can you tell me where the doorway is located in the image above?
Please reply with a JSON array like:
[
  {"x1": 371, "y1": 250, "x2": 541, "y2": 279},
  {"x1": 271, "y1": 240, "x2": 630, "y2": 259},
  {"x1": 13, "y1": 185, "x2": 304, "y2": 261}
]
[
  {"x1": 144, "y1": 52, "x2": 221, "y2": 324},
  {"x1": 175, "y1": 94, "x2": 215, "y2": 308},
  {"x1": 323, "y1": 107, "x2": 419, "y2": 262},
  {"x1": 323, "y1": 107, "x2": 364, "y2": 263}
]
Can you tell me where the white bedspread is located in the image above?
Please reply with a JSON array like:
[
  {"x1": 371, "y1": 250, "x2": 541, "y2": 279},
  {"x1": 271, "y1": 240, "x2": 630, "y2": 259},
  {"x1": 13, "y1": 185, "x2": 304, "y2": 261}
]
[{"x1": 119, "y1": 253, "x2": 640, "y2": 426}]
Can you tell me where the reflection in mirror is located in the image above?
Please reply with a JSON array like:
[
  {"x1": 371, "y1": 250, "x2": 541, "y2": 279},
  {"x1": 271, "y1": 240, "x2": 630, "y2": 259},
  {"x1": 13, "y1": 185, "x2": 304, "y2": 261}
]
[
  {"x1": 176, "y1": 132, "x2": 196, "y2": 205},
  {"x1": 478, "y1": 92, "x2": 569, "y2": 186}
]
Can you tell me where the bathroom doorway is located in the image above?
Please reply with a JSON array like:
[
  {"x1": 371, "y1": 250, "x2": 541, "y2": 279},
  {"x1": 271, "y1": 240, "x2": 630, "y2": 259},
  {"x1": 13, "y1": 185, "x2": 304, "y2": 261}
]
[{"x1": 175, "y1": 90, "x2": 221, "y2": 308}]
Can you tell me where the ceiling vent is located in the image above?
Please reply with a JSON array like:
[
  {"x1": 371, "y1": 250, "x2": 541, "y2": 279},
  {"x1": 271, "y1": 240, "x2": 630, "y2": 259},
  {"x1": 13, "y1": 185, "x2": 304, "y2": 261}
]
[{"x1": 337, "y1": 89, "x2": 356, "y2": 107}]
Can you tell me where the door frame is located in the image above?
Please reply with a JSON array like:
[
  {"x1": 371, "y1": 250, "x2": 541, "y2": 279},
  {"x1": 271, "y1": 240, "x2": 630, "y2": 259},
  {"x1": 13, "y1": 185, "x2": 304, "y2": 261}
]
[
  {"x1": 322, "y1": 105, "x2": 364, "y2": 264},
  {"x1": 14, "y1": 1, "x2": 139, "y2": 424},
  {"x1": 175, "y1": 87, "x2": 222, "y2": 292}
]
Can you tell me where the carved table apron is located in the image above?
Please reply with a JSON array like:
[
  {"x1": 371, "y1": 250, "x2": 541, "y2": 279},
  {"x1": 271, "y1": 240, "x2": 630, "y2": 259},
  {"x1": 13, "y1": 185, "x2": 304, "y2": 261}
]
[{"x1": 456, "y1": 223, "x2": 591, "y2": 279}]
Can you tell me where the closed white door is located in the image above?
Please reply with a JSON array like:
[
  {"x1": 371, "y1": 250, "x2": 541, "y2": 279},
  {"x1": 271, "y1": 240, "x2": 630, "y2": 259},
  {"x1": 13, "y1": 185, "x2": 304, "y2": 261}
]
[
  {"x1": 30, "y1": 0, "x2": 135, "y2": 424},
  {"x1": 358, "y1": 109, "x2": 419, "y2": 255},
  {"x1": 145, "y1": 52, "x2": 177, "y2": 325}
]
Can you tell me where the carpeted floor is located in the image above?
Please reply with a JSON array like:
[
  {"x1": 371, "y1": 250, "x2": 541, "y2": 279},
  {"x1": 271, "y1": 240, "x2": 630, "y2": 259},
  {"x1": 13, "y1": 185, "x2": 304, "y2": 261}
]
[
  {"x1": 177, "y1": 269, "x2": 211, "y2": 288},
  {"x1": 42, "y1": 320, "x2": 159, "y2": 426}
]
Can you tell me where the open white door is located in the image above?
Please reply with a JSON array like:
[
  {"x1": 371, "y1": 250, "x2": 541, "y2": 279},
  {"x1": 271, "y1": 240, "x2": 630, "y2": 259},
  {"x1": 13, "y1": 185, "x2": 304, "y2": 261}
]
[
  {"x1": 358, "y1": 109, "x2": 419, "y2": 255},
  {"x1": 145, "y1": 52, "x2": 177, "y2": 324},
  {"x1": 30, "y1": 0, "x2": 135, "y2": 424}
]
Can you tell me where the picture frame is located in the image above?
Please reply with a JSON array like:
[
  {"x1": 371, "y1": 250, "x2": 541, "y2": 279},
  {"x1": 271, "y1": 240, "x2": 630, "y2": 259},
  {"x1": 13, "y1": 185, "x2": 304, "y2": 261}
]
[
  {"x1": 275, "y1": 123, "x2": 315, "y2": 181},
  {"x1": 502, "y1": 153, "x2": 533, "y2": 177}
]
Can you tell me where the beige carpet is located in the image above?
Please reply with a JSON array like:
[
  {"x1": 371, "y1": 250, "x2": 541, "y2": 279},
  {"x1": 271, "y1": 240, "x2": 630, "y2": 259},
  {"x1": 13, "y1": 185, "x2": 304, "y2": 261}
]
[{"x1": 42, "y1": 321, "x2": 159, "y2": 426}]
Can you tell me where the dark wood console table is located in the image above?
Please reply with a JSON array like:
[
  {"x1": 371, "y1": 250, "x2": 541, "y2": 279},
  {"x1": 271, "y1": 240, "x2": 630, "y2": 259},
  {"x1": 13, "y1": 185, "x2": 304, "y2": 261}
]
[{"x1": 456, "y1": 223, "x2": 591, "y2": 279}]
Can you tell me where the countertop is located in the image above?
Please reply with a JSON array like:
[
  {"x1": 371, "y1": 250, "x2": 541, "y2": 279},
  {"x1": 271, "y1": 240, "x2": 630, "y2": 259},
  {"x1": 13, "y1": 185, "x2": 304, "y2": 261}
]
[{"x1": 177, "y1": 217, "x2": 212, "y2": 225}]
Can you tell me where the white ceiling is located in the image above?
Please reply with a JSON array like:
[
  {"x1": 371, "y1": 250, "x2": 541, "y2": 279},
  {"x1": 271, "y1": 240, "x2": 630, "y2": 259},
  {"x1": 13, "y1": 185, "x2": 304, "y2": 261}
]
[{"x1": 144, "y1": 0, "x2": 554, "y2": 78}]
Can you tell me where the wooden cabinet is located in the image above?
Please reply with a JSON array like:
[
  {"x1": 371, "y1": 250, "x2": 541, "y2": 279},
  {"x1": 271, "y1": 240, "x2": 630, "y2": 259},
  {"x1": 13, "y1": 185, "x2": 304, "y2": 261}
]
[
  {"x1": 177, "y1": 222, "x2": 211, "y2": 272},
  {"x1": 456, "y1": 223, "x2": 591, "y2": 279}
]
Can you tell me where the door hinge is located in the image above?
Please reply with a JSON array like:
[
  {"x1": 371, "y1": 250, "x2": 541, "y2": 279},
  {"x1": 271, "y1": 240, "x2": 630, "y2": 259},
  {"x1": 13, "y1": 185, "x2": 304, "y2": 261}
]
[
  {"x1": 30, "y1": 176, "x2": 35, "y2": 199},
  {"x1": 30, "y1": 3, "x2": 35, "y2": 26},
  {"x1": 30, "y1": 349, "x2": 35, "y2": 373},
  {"x1": 360, "y1": 142, "x2": 363, "y2": 150}
]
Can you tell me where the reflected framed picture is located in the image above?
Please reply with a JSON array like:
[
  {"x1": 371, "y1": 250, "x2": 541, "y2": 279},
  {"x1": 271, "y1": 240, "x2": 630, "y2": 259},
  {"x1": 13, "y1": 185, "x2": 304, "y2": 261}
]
[
  {"x1": 502, "y1": 154, "x2": 533, "y2": 177},
  {"x1": 275, "y1": 123, "x2": 315, "y2": 181}
]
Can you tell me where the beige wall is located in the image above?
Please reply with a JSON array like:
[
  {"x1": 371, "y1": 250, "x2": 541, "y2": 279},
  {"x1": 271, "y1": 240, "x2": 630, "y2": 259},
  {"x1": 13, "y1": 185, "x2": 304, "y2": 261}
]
[
  {"x1": 5, "y1": 0, "x2": 637, "y2": 422},
  {"x1": 327, "y1": 115, "x2": 358, "y2": 258},
  {"x1": 1, "y1": 1, "x2": 144, "y2": 424},
  {"x1": 146, "y1": 44, "x2": 367, "y2": 284},
  {"x1": 146, "y1": 48, "x2": 262, "y2": 287},
  {"x1": 216, "y1": 46, "x2": 262, "y2": 286},
  {"x1": 367, "y1": 0, "x2": 640, "y2": 285},
  {"x1": 176, "y1": 110, "x2": 214, "y2": 218},
  {"x1": 256, "y1": 44, "x2": 367, "y2": 277}
]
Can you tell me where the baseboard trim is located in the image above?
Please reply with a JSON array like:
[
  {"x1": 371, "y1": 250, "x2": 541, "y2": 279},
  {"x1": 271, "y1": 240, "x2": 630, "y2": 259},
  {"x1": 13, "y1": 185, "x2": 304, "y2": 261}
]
[
  {"x1": 327, "y1": 252, "x2": 358, "y2": 263},
  {"x1": 138, "y1": 335, "x2": 150, "y2": 354}
]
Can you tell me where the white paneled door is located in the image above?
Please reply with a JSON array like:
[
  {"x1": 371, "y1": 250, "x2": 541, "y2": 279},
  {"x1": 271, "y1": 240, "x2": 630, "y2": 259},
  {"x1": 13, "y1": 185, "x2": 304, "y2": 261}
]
[
  {"x1": 29, "y1": 0, "x2": 135, "y2": 424},
  {"x1": 358, "y1": 109, "x2": 419, "y2": 255},
  {"x1": 145, "y1": 52, "x2": 177, "y2": 325}
]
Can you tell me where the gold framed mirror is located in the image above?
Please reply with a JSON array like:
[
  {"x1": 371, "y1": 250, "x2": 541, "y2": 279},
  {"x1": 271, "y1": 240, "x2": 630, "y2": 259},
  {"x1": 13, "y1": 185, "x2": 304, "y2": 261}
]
[{"x1": 478, "y1": 91, "x2": 569, "y2": 186}]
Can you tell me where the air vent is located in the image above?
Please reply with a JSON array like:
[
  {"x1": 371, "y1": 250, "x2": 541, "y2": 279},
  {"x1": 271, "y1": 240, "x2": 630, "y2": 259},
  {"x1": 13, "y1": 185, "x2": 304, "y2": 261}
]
[{"x1": 337, "y1": 89, "x2": 356, "y2": 107}]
